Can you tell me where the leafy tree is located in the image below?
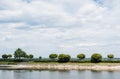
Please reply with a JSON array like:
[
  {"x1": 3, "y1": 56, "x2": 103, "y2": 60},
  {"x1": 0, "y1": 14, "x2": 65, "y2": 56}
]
[
  {"x1": 91, "y1": 53, "x2": 102, "y2": 63},
  {"x1": 49, "y1": 54, "x2": 58, "y2": 59},
  {"x1": 7, "y1": 54, "x2": 12, "y2": 58},
  {"x1": 28, "y1": 54, "x2": 34, "y2": 59},
  {"x1": 39, "y1": 56, "x2": 42, "y2": 59},
  {"x1": 107, "y1": 54, "x2": 114, "y2": 59},
  {"x1": 14, "y1": 48, "x2": 27, "y2": 59},
  {"x1": 58, "y1": 54, "x2": 71, "y2": 62},
  {"x1": 2, "y1": 54, "x2": 8, "y2": 59},
  {"x1": 25, "y1": 54, "x2": 29, "y2": 58},
  {"x1": 77, "y1": 53, "x2": 85, "y2": 59}
]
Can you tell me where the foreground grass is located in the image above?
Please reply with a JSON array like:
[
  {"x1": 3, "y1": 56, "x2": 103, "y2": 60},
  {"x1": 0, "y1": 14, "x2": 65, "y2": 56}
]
[
  {"x1": 1, "y1": 61, "x2": 120, "y2": 66},
  {"x1": 0, "y1": 62, "x2": 17, "y2": 65},
  {"x1": 15, "y1": 62, "x2": 120, "y2": 66}
]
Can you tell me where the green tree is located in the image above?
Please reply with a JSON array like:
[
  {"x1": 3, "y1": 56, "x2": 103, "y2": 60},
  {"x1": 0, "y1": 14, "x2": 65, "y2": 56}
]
[
  {"x1": 2, "y1": 54, "x2": 8, "y2": 59},
  {"x1": 58, "y1": 54, "x2": 71, "y2": 62},
  {"x1": 107, "y1": 54, "x2": 114, "y2": 59},
  {"x1": 49, "y1": 54, "x2": 58, "y2": 59},
  {"x1": 91, "y1": 53, "x2": 102, "y2": 63},
  {"x1": 25, "y1": 54, "x2": 29, "y2": 58},
  {"x1": 77, "y1": 53, "x2": 85, "y2": 59},
  {"x1": 39, "y1": 56, "x2": 42, "y2": 59},
  {"x1": 7, "y1": 54, "x2": 12, "y2": 58},
  {"x1": 28, "y1": 54, "x2": 34, "y2": 59},
  {"x1": 14, "y1": 48, "x2": 27, "y2": 59}
]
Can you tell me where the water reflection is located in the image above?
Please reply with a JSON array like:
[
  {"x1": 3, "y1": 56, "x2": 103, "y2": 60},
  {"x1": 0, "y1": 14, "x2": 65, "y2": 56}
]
[
  {"x1": 91, "y1": 70, "x2": 102, "y2": 79},
  {"x1": 0, "y1": 70, "x2": 119, "y2": 79}
]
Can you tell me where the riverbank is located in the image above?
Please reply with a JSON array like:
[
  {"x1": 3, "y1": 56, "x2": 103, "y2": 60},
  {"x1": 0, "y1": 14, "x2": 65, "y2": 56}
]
[{"x1": 1, "y1": 62, "x2": 120, "y2": 71}]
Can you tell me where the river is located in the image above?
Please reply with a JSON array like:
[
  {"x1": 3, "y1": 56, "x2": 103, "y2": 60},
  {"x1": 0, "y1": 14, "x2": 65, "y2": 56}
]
[{"x1": 0, "y1": 70, "x2": 119, "y2": 79}]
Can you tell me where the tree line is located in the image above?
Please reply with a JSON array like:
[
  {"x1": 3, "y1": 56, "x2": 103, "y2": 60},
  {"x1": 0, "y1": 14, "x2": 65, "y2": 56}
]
[{"x1": 1, "y1": 48, "x2": 115, "y2": 63}]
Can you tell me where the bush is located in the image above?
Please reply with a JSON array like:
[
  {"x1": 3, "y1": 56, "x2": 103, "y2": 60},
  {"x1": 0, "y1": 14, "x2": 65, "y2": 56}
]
[
  {"x1": 58, "y1": 54, "x2": 71, "y2": 62},
  {"x1": 107, "y1": 54, "x2": 114, "y2": 59},
  {"x1": 2, "y1": 54, "x2": 8, "y2": 59},
  {"x1": 49, "y1": 54, "x2": 58, "y2": 59},
  {"x1": 28, "y1": 54, "x2": 34, "y2": 59},
  {"x1": 39, "y1": 56, "x2": 42, "y2": 59},
  {"x1": 13, "y1": 59, "x2": 24, "y2": 62},
  {"x1": 77, "y1": 53, "x2": 85, "y2": 59},
  {"x1": 91, "y1": 53, "x2": 102, "y2": 63},
  {"x1": 7, "y1": 54, "x2": 12, "y2": 58}
]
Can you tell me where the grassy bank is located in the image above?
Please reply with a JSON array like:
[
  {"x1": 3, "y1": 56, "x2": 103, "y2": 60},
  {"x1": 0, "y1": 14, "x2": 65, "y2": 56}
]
[
  {"x1": 0, "y1": 57, "x2": 120, "y2": 67},
  {"x1": 1, "y1": 61, "x2": 120, "y2": 66},
  {"x1": 1, "y1": 58, "x2": 120, "y2": 63}
]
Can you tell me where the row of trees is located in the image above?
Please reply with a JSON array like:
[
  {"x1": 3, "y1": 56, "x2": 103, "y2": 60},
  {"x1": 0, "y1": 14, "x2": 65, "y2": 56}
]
[
  {"x1": 49, "y1": 53, "x2": 114, "y2": 59},
  {"x1": 49, "y1": 53, "x2": 114, "y2": 62},
  {"x1": 2, "y1": 54, "x2": 12, "y2": 59},
  {"x1": 2, "y1": 48, "x2": 34, "y2": 59},
  {"x1": 1, "y1": 48, "x2": 115, "y2": 63}
]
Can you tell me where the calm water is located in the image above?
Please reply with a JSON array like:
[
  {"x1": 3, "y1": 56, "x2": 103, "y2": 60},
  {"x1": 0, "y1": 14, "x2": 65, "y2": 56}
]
[{"x1": 0, "y1": 70, "x2": 120, "y2": 79}]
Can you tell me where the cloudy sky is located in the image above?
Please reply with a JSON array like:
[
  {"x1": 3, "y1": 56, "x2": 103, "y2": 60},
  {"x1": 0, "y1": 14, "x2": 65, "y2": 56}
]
[{"x1": 0, "y1": 0, "x2": 120, "y2": 58}]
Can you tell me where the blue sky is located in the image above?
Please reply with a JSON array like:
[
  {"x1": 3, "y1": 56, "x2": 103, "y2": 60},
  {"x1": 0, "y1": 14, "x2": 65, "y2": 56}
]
[{"x1": 0, "y1": 0, "x2": 120, "y2": 58}]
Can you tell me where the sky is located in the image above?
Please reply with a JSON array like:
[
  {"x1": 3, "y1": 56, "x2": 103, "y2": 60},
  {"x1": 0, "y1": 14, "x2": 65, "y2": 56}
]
[{"x1": 0, "y1": 0, "x2": 120, "y2": 58}]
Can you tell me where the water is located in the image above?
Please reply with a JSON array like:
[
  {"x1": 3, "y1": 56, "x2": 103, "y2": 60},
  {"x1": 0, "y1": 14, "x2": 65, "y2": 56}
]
[{"x1": 0, "y1": 70, "x2": 119, "y2": 79}]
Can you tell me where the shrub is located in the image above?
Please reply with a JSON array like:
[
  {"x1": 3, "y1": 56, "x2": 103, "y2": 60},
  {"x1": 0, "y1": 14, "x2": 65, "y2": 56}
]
[
  {"x1": 107, "y1": 54, "x2": 114, "y2": 59},
  {"x1": 77, "y1": 53, "x2": 85, "y2": 59},
  {"x1": 49, "y1": 54, "x2": 58, "y2": 59},
  {"x1": 7, "y1": 54, "x2": 12, "y2": 58},
  {"x1": 28, "y1": 54, "x2": 34, "y2": 59},
  {"x1": 58, "y1": 54, "x2": 71, "y2": 62},
  {"x1": 91, "y1": 53, "x2": 102, "y2": 63},
  {"x1": 2, "y1": 54, "x2": 8, "y2": 59},
  {"x1": 39, "y1": 56, "x2": 42, "y2": 59}
]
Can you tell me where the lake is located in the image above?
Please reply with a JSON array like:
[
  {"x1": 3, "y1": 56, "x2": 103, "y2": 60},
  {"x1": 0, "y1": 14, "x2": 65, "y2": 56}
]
[{"x1": 0, "y1": 70, "x2": 119, "y2": 79}]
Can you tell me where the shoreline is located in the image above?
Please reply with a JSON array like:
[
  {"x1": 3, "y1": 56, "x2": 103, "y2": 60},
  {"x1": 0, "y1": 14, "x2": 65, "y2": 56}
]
[{"x1": 1, "y1": 63, "x2": 120, "y2": 71}]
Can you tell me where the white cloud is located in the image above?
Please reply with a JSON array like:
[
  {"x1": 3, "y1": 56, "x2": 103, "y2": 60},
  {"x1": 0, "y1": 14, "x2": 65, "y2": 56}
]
[
  {"x1": 59, "y1": 42, "x2": 101, "y2": 49},
  {"x1": 0, "y1": 0, "x2": 120, "y2": 57}
]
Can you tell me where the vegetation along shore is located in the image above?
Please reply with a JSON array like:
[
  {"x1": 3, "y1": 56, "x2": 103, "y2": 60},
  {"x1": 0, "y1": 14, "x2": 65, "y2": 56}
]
[{"x1": 0, "y1": 48, "x2": 120, "y2": 71}]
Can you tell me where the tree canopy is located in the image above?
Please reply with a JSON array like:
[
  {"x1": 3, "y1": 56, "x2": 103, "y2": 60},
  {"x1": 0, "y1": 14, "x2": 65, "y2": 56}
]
[
  {"x1": 14, "y1": 48, "x2": 27, "y2": 59},
  {"x1": 8, "y1": 54, "x2": 12, "y2": 58},
  {"x1": 91, "y1": 53, "x2": 102, "y2": 63},
  {"x1": 28, "y1": 54, "x2": 34, "y2": 59},
  {"x1": 49, "y1": 54, "x2": 58, "y2": 59},
  {"x1": 107, "y1": 54, "x2": 114, "y2": 59},
  {"x1": 77, "y1": 53, "x2": 85, "y2": 59},
  {"x1": 39, "y1": 56, "x2": 42, "y2": 59},
  {"x1": 2, "y1": 54, "x2": 8, "y2": 59},
  {"x1": 58, "y1": 54, "x2": 71, "y2": 62}
]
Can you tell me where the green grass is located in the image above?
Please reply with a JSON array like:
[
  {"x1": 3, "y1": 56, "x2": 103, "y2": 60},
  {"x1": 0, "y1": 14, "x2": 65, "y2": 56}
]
[
  {"x1": 0, "y1": 61, "x2": 120, "y2": 66},
  {"x1": 8, "y1": 62, "x2": 120, "y2": 66},
  {"x1": 0, "y1": 58, "x2": 120, "y2": 66},
  {"x1": 0, "y1": 62, "x2": 17, "y2": 65}
]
